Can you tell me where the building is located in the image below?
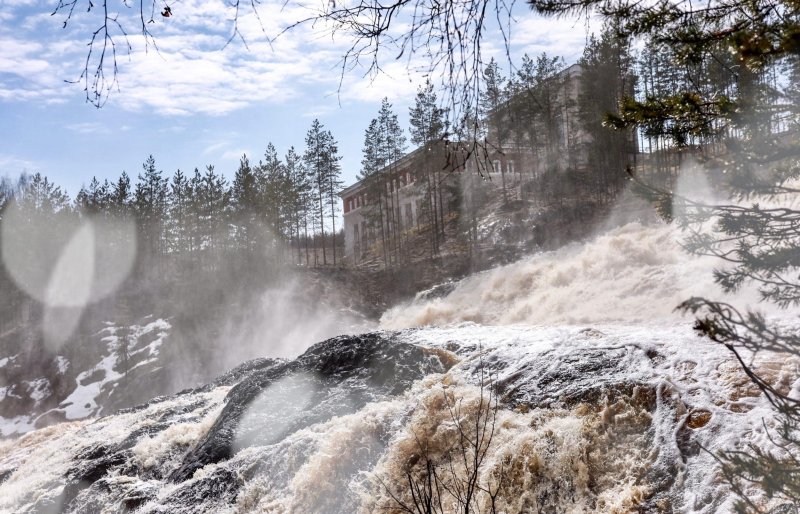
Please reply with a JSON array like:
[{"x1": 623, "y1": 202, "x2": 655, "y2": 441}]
[
  {"x1": 339, "y1": 63, "x2": 631, "y2": 264},
  {"x1": 339, "y1": 138, "x2": 539, "y2": 264},
  {"x1": 339, "y1": 145, "x2": 451, "y2": 265}
]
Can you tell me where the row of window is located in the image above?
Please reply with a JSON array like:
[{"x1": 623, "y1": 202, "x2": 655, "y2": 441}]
[
  {"x1": 345, "y1": 171, "x2": 416, "y2": 213},
  {"x1": 351, "y1": 202, "x2": 416, "y2": 260},
  {"x1": 462, "y1": 158, "x2": 516, "y2": 175},
  {"x1": 346, "y1": 159, "x2": 517, "y2": 213},
  {"x1": 489, "y1": 160, "x2": 515, "y2": 175}
]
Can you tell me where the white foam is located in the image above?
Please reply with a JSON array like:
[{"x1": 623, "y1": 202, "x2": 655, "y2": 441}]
[{"x1": 381, "y1": 222, "x2": 762, "y2": 329}]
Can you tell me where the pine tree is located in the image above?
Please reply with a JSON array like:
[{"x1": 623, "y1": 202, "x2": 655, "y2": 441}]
[
  {"x1": 303, "y1": 120, "x2": 342, "y2": 266},
  {"x1": 409, "y1": 79, "x2": 447, "y2": 146},
  {"x1": 323, "y1": 134, "x2": 344, "y2": 266},
  {"x1": 409, "y1": 81, "x2": 448, "y2": 256},
  {"x1": 76, "y1": 176, "x2": 111, "y2": 215},
  {"x1": 481, "y1": 58, "x2": 510, "y2": 203},
  {"x1": 285, "y1": 147, "x2": 311, "y2": 265},
  {"x1": 187, "y1": 168, "x2": 204, "y2": 258},
  {"x1": 577, "y1": 30, "x2": 634, "y2": 204},
  {"x1": 112, "y1": 172, "x2": 132, "y2": 217},
  {"x1": 230, "y1": 154, "x2": 260, "y2": 254},
  {"x1": 17, "y1": 172, "x2": 71, "y2": 215},
  {"x1": 168, "y1": 169, "x2": 192, "y2": 255},
  {"x1": 360, "y1": 118, "x2": 389, "y2": 264},
  {"x1": 197, "y1": 165, "x2": 229, "y2": 267},
  {"x1": 134, "y1": 156, "x2": 169, "y2": 269},
  {"x1": 480, "y1": 57, "x2": 509, "y2": 140},
  {"x1": 509, "y1": 53, "x2": 566, "y2": 172},
  {"x1": 259, "y1": 143, "x2": 289, "y2": 255},
  {"x1": 357, "y1": 99, "x2": 409, "y2": 266}
]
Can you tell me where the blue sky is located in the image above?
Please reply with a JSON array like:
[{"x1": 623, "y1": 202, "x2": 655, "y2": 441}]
[{"x1": 0, "y1": 0, "x2": 593, "y2": 196}]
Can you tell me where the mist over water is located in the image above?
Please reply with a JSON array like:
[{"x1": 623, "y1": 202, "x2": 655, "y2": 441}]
[
  {"x1": 214, "y1": 277, "x2": 372, "y2": 366},
  {"x1": 1, "y1": 203, "x2": 137, "y2": 350},
  {"x1": 381, "y1": 221, "x2": 719, "y2": 328},
  {"x1": 381, "y1": 170, "x2": 769, "y2": 330},
  {"x1": 2, "y1": 166, "x2": 797, "y2": 513}
]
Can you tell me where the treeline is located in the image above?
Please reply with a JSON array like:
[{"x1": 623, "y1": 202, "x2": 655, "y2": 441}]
[
  {"x1": 355, "y1": 84, "x2": 457, "y2": 267},
  {"x1": 1, "y1": 118, "x2": 344, "y2": 272},
  {"x1": 0, "y1": 118, "x2": 348, "y2": 339},
  {"x1": 631, "y1": 34, "x2": 799, "y2": 185}
]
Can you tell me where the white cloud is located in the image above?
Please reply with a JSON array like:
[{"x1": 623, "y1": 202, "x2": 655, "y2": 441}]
[
  {"x1": 221, "y1": 148, "x2": 251, "y2": 161},
  {"x1": 0, "y1": 0, "x2": 344, "y2": 114},
  {"x1": 0, "y1": 153, "x2": 40, "y2": 175},
  {"x1": 334, "y1": 59, "x2": 424, "y2": 105},
  {"x1": 0, "y1": 0, "x2": 599, "y2": 118},
  {"x1": 507, "y1": 12, "x2": 600, "y2": 64},
  {"x1": 66, "y1": 122, "x2": 105, "y2": 134},
  {"x1": 202, "y1": 140, "x2": 232, "y2": 156}
]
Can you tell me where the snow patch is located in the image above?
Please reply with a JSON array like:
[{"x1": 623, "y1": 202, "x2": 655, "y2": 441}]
[
  {"x1": 0, "y1": 415, "x2": 35, "y2": 438},
  {"x1": 55, "y1": 356, "x2": 69, "y2": 374},
  {"x1": 24, "y1": 379, "x2": 51, "y2": 404},
  {"x1": 57, "y1": 317, "x2": 171, "y2": 421},
  {"x1": 0, "y1": 354, "x2": 16, "y2": 369}
]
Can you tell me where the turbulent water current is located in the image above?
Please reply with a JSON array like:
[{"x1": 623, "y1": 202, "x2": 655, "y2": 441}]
[{"x1": 0, "y1": 222, "x2": 797, "y2": 513}]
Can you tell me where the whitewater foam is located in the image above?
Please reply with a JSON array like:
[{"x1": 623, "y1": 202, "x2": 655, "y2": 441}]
[
  {"x1": 380, "y1": 222, "x2": 763, "y2": 329},
  {"x1": 0, "y1": 324, "x2": 795, "y2": 512}
]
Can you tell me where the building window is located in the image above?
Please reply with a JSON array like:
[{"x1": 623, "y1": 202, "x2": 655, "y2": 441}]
[
  {"x1": 353, "y1": 225, "x2": 360, "y2": 262},
  {"x1": 492, "y1": 160, "x2": 501, "y2": 174},
  {"x1": 405, "y1": 203, "x2": 413, "y2": 228},
  {"x1": 361, "y1": 221, "x2": 368, "y2": 256},
  {"x1": 507, "y1": 160, "x2": 515, "y2": 175}
]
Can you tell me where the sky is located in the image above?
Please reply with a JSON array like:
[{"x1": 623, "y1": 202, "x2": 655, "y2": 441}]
[{"x1": 0, "y1": 0, "x2": 594, "y2": 197}]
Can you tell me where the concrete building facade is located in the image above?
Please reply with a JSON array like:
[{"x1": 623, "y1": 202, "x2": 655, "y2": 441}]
[{"x1": 339, "y1": 63, "x2": 623, "y2": 264}]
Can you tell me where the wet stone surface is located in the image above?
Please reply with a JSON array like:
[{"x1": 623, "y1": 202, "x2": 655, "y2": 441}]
[{"x1": 170, "y1": 332, "x2": 453, "y2": 482}]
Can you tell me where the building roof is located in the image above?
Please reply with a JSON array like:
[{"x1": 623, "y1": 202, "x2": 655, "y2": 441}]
[
  {"x1": 338, "y1": 142, "x2": 448, "y2": 198},
  {"x1": 339, "y1": 63, "x2": 585, "y2": 198}
]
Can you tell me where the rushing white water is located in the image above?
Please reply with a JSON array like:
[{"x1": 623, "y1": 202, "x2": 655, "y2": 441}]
[
  {"x1": 0, "y1": 323, "x2": 793, "y2": 513},
  {"x1": 2, "y1": 193, "x2": 797, "y2": 512},
  {"x1": 380, "y1": 221, "x2": 763, "y2": 328}
]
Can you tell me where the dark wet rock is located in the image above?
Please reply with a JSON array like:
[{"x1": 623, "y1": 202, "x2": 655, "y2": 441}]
[
  {"x1": 170, "y1": 332, "x2": 453, "y2": 483},
  {"x1": 415, "y1": 281, "x2": 459, "y2": 301},
  {"x1": 60, "y1": 446, "x2": 132, "y2": 508},
  {"x1": 0, "y1": 468, "x2": 13, "y2": 485},
  {"x1": 208, "y1": 357, "x2": 286, "y2": 388},
  {"x1": 79, "y1": 369, "x2": 106, "y2": 386},
  {"x1": 492, "y1": 346, "x2": 639, "y2": 407},
  {"x1": 159, "y1": 467, "x2": 243, "y2": 510},
  {"x1": 62, "y1": 475, "x2": 161, "y2": 514}
]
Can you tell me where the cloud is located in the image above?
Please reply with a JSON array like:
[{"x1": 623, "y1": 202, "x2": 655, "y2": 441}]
[
  {"x1": 0, "y1": 153, "x2": 41, "y2": 175},
  {"x1": 221, "y1": 148, "x2": 251, "y2": 161},
  {"x1": 0, "y1": 0, "x2": 343, "y2": 114},
  {"x1": 334, "y1": 59, "x2": 425, "y2": 105},
  {"x1": 66, "y1": 122, "x2": 105, "y2": 134},
  {"x1": 202, "y1": 140, "x2": 232, "y2": 156},
  {"x1": 507, "y1": 13, "x2": 601, "y2": 63},
  {"x1": 0, "y1": 0, "x2": 600, "y2": 118}
]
